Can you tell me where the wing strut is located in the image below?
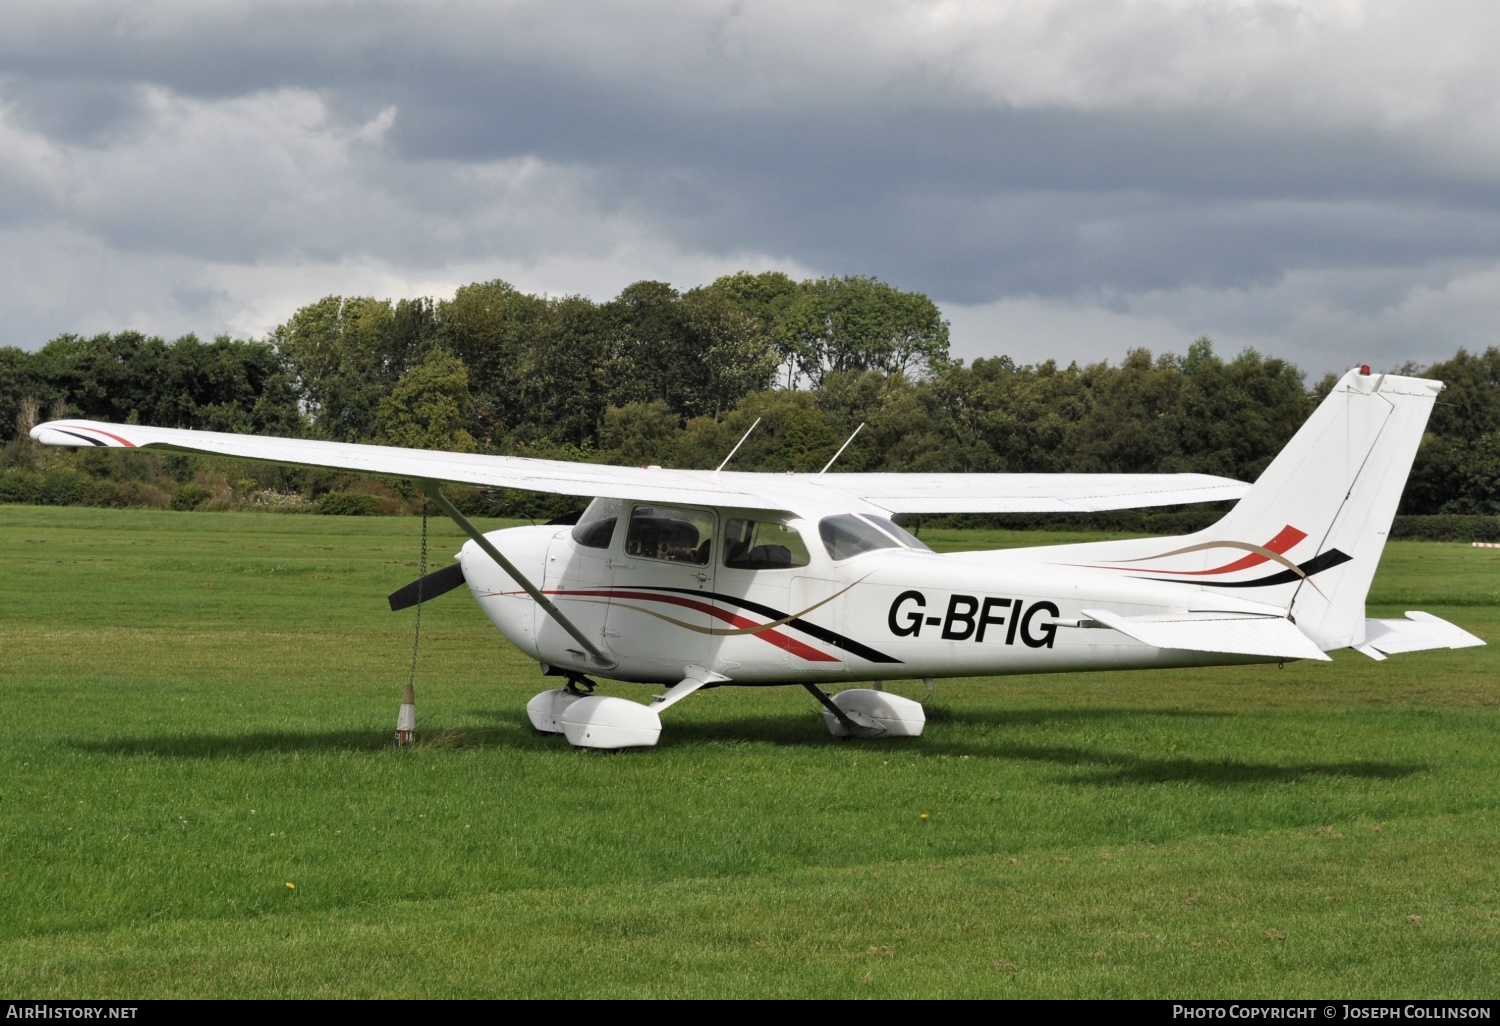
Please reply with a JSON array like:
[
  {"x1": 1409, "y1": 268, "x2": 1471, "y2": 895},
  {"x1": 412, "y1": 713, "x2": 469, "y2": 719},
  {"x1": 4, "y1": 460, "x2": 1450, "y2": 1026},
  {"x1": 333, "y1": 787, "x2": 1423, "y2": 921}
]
[{"x1": 419, "y1": 482, "x2": 617, "y2": 671}]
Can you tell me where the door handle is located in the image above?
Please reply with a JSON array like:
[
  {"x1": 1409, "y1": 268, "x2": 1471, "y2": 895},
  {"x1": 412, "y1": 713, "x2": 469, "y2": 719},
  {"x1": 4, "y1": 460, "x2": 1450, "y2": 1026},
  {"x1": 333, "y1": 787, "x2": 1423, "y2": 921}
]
[{"x1": 694, "y1": 572, "x2": 710, "y2": 583}]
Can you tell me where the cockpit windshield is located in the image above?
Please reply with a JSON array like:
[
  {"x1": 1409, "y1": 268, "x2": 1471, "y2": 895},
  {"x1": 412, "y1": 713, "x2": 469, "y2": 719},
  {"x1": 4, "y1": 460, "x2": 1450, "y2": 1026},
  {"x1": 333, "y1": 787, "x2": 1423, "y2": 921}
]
[{"x1": 571, "y1": 497, "x2": 622, "y2": 549}]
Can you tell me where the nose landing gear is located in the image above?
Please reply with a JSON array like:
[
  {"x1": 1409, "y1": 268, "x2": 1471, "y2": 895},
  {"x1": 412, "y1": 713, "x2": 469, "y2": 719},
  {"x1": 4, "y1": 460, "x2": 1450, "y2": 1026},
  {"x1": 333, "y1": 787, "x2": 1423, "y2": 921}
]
[
  {"x1": 527, "y1": 666, "x2": 726, "y2": 750},
  {"x1": 525, "y1": 669, "x2": 598, "y2": 733}
]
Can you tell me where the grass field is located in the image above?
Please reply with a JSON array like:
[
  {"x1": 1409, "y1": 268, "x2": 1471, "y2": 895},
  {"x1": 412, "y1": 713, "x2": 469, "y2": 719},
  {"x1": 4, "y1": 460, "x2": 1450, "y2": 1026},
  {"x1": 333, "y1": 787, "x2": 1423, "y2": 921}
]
[{"x1": 1, "y1": 505, "x2": 1497, "y2": 998}]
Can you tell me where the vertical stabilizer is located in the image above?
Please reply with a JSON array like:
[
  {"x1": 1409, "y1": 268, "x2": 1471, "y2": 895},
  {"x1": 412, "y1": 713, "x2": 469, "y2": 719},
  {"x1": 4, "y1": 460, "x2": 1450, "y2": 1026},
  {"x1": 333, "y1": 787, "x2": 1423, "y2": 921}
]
[{"x1": 1191, "y1": 368, "x2": 1440, "y2": 649}]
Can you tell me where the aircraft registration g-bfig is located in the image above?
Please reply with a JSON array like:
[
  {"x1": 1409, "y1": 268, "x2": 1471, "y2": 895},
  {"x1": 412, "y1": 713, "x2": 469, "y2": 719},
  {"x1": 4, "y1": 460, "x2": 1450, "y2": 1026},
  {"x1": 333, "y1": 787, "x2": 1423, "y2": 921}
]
[{"x1": 33, "y1": 367, "x2": 1485, "y2": 749}]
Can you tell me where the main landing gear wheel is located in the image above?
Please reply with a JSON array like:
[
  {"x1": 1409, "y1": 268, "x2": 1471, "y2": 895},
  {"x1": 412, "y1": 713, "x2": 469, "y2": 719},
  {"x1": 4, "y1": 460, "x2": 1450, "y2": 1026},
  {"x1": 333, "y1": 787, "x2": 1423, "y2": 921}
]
[
  {"x1": 529, "y1": 677, "x2": 924, "y2": 750},
  {"x1": 817, "y1": 688, "x2": 926, "y2": 738},
  {"x1": 530, "y1": 665, "x2": 726, "y2": 750}
]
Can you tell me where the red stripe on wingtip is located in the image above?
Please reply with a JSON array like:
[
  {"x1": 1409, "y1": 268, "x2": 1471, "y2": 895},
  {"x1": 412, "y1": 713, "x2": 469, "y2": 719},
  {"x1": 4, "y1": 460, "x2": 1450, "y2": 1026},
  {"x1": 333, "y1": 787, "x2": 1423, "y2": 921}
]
[{"x1": 66, "y1": 425, "x2": 136, "y2": 447}]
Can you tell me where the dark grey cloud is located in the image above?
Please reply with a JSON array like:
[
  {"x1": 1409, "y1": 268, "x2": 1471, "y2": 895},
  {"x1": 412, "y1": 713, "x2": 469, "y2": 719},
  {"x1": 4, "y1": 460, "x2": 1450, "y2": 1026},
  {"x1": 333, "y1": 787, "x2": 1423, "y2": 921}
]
[{"x1": 0, "y1": 1, "x2": 1498, "y2": 375}]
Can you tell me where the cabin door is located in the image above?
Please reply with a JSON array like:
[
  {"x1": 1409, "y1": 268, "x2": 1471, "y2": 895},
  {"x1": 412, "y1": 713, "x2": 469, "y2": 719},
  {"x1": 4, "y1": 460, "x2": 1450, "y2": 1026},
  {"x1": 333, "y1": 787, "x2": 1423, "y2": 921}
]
[{"x1": 603, "y1": 503, "x2": 717, "y2": 675}]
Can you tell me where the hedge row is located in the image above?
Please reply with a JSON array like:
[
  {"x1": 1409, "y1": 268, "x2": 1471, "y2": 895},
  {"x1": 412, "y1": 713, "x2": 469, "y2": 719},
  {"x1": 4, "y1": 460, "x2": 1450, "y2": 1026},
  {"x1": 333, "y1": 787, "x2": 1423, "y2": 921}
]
[
  {"x1": 0, "y1": 468, "x2": 172, "y2": 509},
  {"x1": 923, "y1": 508, "x2": 1231, "y2": 535},
  {"x1": 1388, "y1": 515, "x2": 1500, "y2": 542}
]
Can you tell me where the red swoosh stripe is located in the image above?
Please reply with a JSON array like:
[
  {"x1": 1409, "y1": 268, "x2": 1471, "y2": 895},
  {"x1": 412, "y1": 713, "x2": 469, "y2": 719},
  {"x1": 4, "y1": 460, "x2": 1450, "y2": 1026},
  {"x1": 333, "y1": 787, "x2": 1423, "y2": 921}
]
[
  {"x1": 577, "y1": 589, "x2": 839, "y2": 663},
  {"x1": 614, "y1": 590, "x2": 839, "y2": 662},
  {"x1": 487, "y1": 587, "x2": 840, "y2": 663}
]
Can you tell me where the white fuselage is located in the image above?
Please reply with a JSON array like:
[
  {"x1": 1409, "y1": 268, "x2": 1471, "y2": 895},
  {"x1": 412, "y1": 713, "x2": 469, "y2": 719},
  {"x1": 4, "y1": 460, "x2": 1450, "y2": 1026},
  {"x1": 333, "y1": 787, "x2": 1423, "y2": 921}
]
[{"x1": 460, "y1": 516, "x2": 1286, "y2": 687}]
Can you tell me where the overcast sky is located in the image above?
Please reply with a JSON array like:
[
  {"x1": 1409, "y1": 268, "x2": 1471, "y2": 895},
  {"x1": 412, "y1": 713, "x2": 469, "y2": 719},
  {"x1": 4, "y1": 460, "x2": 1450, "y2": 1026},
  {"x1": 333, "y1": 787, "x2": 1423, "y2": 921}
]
[{"x1": 2, "y1": 0, "x2": 1497, "y2": 376}]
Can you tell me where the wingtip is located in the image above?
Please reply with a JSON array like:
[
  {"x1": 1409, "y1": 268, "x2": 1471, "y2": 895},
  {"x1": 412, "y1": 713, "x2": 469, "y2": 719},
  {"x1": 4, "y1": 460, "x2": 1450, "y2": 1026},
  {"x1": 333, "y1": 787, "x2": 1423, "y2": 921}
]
[{"x1": 31, "y1": 423, "x2": 81, "y2": 447}]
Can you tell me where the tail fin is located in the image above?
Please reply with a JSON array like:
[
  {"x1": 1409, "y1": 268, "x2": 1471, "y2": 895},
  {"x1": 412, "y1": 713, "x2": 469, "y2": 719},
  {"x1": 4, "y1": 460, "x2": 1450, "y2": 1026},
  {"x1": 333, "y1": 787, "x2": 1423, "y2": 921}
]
[{"x1": 1188, "y1": 368, "x2": 1440, "y2": 649}]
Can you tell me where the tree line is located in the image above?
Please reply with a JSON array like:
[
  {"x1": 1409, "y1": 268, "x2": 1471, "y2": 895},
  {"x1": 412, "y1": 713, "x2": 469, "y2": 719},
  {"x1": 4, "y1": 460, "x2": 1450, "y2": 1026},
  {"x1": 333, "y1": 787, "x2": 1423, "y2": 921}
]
[{"x1": 0, "y1": 271, "x2": 1496, "y2": 519}]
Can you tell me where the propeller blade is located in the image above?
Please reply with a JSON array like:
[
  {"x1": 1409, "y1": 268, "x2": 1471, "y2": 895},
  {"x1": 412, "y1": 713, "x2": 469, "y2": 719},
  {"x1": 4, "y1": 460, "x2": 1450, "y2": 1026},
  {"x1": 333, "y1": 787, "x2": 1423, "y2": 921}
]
[{"x1": 388, "y1": 562, "x2": 467, "y2": 612}]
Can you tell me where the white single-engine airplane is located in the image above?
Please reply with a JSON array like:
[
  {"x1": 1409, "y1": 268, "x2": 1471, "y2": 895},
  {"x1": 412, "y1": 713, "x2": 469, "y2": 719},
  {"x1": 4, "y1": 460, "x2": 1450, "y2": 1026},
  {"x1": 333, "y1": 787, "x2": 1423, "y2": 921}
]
[{"x1": 33, "y1": 367, "x2": 1484, "y2": 748}]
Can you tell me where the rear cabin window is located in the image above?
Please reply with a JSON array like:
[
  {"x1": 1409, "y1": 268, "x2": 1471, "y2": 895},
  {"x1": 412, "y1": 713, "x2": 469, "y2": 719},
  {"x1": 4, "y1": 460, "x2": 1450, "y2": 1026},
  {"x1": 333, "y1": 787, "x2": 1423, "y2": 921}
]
[
  {"x1": 818, "y1": 514, "x2": 902, "y2": 560},
  {"x1": 571, "y1": 497, "x2": 622, "y2": 549},
  {"x1": 722, "y1": 518, "x2": 811, "y2": 570},
  {"x1": 625, "y1": 505, "x2": 716, "y2": 565},
  {"x1": 817, "y1": 513, "x2": 930, "y2": 560},
  {"x1": 859, "y1": 513, "x2": 933, "y2": 552}
]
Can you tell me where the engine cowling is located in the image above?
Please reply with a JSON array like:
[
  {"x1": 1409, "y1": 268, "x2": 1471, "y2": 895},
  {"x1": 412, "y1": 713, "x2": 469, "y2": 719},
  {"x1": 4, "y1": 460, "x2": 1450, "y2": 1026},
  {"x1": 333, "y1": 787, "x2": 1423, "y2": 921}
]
[{"x1": 459, "y1": 525, "x2": 558, "y2": 660}]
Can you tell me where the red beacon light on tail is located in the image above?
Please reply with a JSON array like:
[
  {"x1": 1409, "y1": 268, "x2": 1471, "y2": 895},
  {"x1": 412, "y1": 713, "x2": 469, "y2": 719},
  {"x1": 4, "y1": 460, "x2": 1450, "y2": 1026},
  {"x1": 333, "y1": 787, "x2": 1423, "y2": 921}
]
[{"x1": 1360, "y1": 364, "x2": 1371, "y2": 375}]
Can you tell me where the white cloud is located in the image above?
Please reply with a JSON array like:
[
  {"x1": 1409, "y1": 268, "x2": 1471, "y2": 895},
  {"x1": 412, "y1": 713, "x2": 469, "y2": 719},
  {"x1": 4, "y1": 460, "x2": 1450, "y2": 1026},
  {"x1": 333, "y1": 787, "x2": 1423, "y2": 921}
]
[
  {"x1": 945, "y1": 258, "x2": 1500, "y2": 377},
  {"x1": 0, "y1": 0, "x2": 1497, "y2": 375},
  {"x1": 0, "y1": 222, "x2": 820, "y2": 348}
]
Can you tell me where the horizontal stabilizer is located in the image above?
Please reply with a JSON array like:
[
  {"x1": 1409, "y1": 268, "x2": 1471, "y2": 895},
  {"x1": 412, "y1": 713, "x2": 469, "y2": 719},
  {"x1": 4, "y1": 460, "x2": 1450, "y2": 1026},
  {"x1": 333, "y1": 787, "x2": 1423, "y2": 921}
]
[
  {"x1": 1354, "y1": 612, "x2": 1486, "y2": 660},
  {"x1": 388, "y1": 562, "x2": 467, "y2": 612},
  {"x1": 1081, "y1": 608, "x2": 1331, "y2": 661}
]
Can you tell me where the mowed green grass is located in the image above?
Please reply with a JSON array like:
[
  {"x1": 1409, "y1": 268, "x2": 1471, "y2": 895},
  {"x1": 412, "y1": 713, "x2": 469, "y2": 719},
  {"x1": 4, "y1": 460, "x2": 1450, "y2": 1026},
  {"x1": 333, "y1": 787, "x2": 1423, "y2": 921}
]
[{"x1": 1, "y1": 506, "x2": 1497, "y2": 998}]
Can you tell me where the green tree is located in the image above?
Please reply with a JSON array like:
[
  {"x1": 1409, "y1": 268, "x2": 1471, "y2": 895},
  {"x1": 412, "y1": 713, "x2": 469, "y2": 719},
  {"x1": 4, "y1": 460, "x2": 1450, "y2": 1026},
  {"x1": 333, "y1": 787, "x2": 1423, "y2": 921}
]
[
  {"x1": 598, "y1": 400, "x2": 681, "y2": 466},
  {"x1": 680, "y1": 289, "x2": 778, "y2": 419},
  {"x1": 273, "y1": 296, "x2": 392, "y2": 441},
  {"x1": 27, "y1": 332, "x2": 303, "y2": 436},
  {"x1": 0, "y1": 347, "x2": 43, "y2": 442},
  {"x1": 780, "y1": 276, "x2": 951, "y2": 387},
  {"x1": 607, "y1": 281, "x2": 691, "y2": 414},
  {"x1": 273, "y1": 296, "x2": 433, "y2": 441},
  {"x1": 436, "y1": 280, "x2": 549, "y2": 443},
  {"x1": 514, "y1": 296, "x2": 629, "y2": 447},
  {"x1": 1401, "y1": 348, "x2": 1500, "y2": 513},
  {"x1": 1424, "y1": 347, "x2": 1500, "y2": 442},
  {"x1": 698, "y1": 271, "x2": 804, "y2": 389},
  {"x1": 375, "y1": 350, "x2": 477, "y2": 452}
]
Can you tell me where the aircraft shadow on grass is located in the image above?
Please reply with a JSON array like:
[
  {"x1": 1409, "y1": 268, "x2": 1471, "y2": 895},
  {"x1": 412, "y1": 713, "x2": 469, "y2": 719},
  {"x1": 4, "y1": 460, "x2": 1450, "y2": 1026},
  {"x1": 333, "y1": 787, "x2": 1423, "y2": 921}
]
[
  {"x1": 931, "y1": 741, "x2": 1426, "y2": 787},
  {"x1": 657, "y1": 712, "x2": 1426, "y2": 786},
  {"x1": 72, "y1": 705, "x2": 1426, "y2": 787},
  {"x1": 70, "y1": 722, "x2": 541, "y2": 758}
]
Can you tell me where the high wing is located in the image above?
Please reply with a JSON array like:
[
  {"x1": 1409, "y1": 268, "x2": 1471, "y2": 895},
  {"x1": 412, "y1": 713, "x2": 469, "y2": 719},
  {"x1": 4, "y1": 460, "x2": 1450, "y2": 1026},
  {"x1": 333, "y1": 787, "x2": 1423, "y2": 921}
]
[
  {"x1": 31, "y1": 420, "x2": 1248, "y2": 514},
  {"x1": 798, "y1": 472, "x2": 1248, "y2": 514},
  {"x1": 34, "y1": 421, "x2": 761, "y2": 507}
]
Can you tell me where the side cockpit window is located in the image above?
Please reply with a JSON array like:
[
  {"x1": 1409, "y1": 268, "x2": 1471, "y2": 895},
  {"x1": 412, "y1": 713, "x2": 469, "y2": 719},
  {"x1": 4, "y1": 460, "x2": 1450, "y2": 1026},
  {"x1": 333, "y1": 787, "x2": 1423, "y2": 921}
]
[
  {"x1": 571, "y1": 497, "x2": 623, "y2": 549},
  {"x1": 723, "y1": 518, "x2": 811, "y2": 570},
  {"x1": 625, "y1": 505, "x2": 716, "y2": 565}
]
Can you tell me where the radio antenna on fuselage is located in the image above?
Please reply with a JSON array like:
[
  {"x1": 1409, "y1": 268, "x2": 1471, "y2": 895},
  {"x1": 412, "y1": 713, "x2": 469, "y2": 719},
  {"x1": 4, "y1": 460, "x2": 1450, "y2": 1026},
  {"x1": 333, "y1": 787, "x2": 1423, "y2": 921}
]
[
  {"x1": 819, "y1": 422, "x2": 865, "y2": 475},
  {"x1": 714, "y1": 417, "x2": 762, "y2": 474}
]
